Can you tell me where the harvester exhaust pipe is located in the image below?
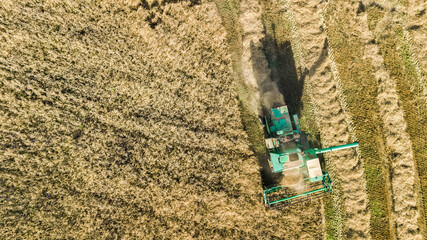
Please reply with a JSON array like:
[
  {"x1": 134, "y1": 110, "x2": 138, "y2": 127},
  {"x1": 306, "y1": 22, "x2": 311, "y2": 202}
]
[{"x1": 315, "y1": 142, "x2": 359, "y2": 155}]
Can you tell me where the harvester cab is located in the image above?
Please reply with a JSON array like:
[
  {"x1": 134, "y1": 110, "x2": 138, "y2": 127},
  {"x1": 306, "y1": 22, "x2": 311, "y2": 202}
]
[{"x1": 263, "y1": 105, "x2": 359, "y2": 208}]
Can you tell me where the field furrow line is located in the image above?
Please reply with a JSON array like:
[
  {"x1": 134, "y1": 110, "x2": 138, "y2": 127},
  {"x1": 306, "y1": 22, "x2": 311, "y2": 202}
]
[{"x1": 286, "y1": 0, "x2": 371, "y2": 238}]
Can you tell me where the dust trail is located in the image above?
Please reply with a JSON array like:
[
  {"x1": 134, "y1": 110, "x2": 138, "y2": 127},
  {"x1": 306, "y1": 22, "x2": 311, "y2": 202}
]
[
  {"x1": 353, "y1": 1, "x2": 423, "y2": 239},
  {"x1": 286, "y1": 0, "x2": 371, "y2": 238},
  {"x1": 239, "y1": 0, "x2": 284, "y2": 115}
]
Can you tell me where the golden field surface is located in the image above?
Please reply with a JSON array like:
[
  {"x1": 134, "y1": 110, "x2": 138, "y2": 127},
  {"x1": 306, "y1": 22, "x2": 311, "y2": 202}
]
[{"x1": 1, "y1": 0, "x2": 425, "y2": 239}]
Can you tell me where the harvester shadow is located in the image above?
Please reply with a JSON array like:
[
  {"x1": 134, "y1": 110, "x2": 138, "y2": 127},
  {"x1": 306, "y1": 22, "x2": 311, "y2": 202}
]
[
  {"x1": 248, "y1": 23, "x2": 307, "y2": 188},
  {"x1": 261, "y1": 23, "x2": 307, "y2": 116},
  {"x1": 249, "y1": 23, "x2": 330, "y2": 189},
  {"x1": 247, "y1": 41, "x2": 284, "y2": 187}
]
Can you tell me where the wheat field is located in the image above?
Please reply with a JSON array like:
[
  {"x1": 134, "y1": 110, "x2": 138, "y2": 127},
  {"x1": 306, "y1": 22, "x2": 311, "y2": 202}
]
[
  {"x1": 0, "y1": 0, "x2": 321, "y2": 239},
  {"x1": 1, "y1": 0, "x2": 426, "y2": 239}
]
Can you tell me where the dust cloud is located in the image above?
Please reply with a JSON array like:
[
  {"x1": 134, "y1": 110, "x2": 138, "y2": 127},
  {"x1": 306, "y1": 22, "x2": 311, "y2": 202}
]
[
  {"x1": 250, "y1": 42, "x2": 285, "y2": 113},
  {"x1": 280, "y1": 168, "x2": 306, "y2": 191},
  {"x1": 239, "y1": 0, "x2": 284, "y2": 115}
]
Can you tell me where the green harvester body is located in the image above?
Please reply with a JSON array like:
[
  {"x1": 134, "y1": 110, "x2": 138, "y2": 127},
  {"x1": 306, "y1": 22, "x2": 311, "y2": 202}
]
[{"x1": 263, "y1": 105, "x2": 359, "y2": 208}]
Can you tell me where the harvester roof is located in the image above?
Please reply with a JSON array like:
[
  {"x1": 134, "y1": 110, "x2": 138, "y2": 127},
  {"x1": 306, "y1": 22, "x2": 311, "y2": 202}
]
[{"x1": 270, "y1": 106, "x2": 293, "y2": 135}]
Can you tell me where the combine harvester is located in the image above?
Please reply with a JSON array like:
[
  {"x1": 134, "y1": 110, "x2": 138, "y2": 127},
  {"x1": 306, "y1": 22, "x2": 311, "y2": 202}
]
[{"x1": 263, "y1": 105, "x2": 359, "y2": 208}]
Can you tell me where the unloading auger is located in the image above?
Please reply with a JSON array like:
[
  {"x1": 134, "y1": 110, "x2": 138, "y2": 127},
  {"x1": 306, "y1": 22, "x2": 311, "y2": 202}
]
[{"x1": 262, "y1": 105, "x2": 359, "y2": 208}]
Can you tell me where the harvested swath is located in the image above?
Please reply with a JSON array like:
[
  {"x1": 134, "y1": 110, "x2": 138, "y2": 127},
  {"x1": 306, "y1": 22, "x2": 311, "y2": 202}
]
[
  {"x1": 350, "y1": 1, "x2": 423, "y2": 239},
  {"x1": 364, "y1": 0, "x2": 426, "y2": 98},
  {"x1": 364, "y1": 0, "x2": 426, "y2": 236},
  {"x1": 285, "y1": 0, "x2": 372, "y2": 238}
]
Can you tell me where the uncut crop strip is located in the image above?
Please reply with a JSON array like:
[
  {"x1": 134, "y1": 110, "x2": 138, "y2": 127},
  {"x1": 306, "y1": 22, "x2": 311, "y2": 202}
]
[
  {"x1": 345, "y1": 1, "x2": 423, "y2": 239},
  {"x1": 286, "y1": 0, "x2": 371, "y2": 238},
  {"x1": 0, "y1": 1, "x2": 265, "y2": 238}
]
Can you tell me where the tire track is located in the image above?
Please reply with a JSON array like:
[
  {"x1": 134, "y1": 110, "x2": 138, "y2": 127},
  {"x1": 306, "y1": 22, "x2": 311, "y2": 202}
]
[{"x1": 286, "y1": 0, "x2": 371, "y2": 238}]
